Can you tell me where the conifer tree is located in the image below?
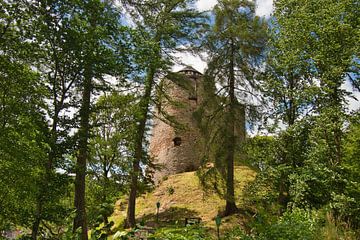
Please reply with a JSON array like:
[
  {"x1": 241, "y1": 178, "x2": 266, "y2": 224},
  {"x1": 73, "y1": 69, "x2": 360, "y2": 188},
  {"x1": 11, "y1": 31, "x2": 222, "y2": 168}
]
[{"x1": 202, "y1": 0, "x2": 267, "y2": 215}]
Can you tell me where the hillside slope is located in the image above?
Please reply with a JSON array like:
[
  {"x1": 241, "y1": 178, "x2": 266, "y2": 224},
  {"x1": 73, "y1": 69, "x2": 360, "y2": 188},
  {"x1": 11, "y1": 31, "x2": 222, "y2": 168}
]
[{"x1": 111, "y1": 166, "x2": 256, "y2": 231}]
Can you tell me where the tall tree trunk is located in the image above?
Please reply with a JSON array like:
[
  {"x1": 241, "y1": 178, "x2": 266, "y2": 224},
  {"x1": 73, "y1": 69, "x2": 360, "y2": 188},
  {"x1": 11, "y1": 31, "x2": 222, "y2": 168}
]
[
  {"x1": 224, "y1": 41, "x2": 237, "y2": 216},
  {"x1": 31, "y1": 108, "x2": 59, "y2": 240},
  {"x1": 125, "y1": 67, "x2": 156, "y2": 228},
  {"x1": 31, "y1": 203, "x2": 42, "y2": 240},
  {"x1": 331, "y1": 87, "x2": 342, "y2": 165},
  {"x1": 73, "y1": 67, "x2": 92, "y2": 240},
  {"x1": 102, "y1": 165, "x2": 109, "y2": 225},
  {"x1": 277, "y1": 80, "x2": 295, "y2": 211},
  {"x1": 31, "y1": 221, "x2": 40, "y2": 240}
]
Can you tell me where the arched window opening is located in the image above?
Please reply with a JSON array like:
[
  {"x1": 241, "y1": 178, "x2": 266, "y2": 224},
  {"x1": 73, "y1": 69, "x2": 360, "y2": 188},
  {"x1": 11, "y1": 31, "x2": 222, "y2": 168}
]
[{"x1": 173, "y1": 137, "x2": 182, "y2": 146}]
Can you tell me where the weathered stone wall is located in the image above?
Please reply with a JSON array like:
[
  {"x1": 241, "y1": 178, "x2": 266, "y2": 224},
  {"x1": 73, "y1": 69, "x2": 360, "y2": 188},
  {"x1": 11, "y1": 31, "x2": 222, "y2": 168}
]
[{"x1": 149, "y1": 69, "x2": 203, "y2": 183}]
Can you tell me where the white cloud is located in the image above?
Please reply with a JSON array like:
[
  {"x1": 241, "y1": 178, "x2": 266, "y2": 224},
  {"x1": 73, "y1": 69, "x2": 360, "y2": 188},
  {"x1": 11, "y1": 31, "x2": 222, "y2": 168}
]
[
  {"x1": 348, "y1": 93, "x2": 360, "y2": 111},
  {"x1": 256, "y1": 0, "x2": 274, "y2": 17},
  {"x1": 172, "y1": 51, "x2": 207, "y2": 73},
  {"x1": 195, "y1": 0, "x2": 274, "y2": 17},
  {"x1": 342, "y1": 80, "x2": 360, "y2": 111},
  {"x1": 196, "y1": 0, "x2": 217, "y2": 11}
]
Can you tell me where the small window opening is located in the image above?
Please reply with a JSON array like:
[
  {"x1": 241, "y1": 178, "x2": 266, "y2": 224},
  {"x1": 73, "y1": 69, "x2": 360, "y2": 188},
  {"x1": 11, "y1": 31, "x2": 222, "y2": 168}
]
[
  {"x1": 173, "y1": 137, "x2": 182, "y2": 146},
  {"x1": 188, "y1": 96, "x2": 197, "y2": 101},
  {"x1": 188, "y1": 81, "x2": 197, "y2": 101}
]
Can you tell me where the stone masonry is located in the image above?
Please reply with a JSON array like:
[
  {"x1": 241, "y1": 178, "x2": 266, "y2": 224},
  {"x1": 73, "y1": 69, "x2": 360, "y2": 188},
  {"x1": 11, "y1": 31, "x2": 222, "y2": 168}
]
[{"x1": 149, "y1": 66, "x2": 203, "y2": 183}]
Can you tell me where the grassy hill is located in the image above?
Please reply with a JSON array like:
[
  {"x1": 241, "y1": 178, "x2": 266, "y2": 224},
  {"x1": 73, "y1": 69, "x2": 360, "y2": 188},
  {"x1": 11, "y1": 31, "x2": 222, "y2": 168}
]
[{"x1": 110, "y1": 166, "x2": 256, "y2": 235}]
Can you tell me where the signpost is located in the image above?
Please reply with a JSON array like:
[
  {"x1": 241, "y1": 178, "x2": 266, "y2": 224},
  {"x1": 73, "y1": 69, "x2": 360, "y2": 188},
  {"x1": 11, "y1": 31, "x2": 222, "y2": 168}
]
[
  {"x1": 215, "y1": 215, "x2": 221, "y2": 240},
  {"x1": 156, "y1": 202, "x2": 160, "y2": 222}
]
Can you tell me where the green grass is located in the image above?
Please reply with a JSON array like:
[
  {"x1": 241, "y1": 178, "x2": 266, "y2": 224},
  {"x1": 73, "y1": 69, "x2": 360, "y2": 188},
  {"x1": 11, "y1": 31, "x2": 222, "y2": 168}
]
[{"x1": 110, "y1": 166, "x2": 256, "y2": 237}]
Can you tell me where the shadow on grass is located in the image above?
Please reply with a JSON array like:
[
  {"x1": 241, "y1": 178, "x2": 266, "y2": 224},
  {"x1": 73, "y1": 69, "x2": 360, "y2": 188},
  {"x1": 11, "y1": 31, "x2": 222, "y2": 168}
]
[{"x1": 137, "y1": 207, "x2": 200, "y2": 227}]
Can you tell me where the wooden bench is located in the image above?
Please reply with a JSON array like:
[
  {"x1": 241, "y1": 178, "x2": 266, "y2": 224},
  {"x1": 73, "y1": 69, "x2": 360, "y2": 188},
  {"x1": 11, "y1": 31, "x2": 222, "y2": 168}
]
[{"x1": 185, "y1": 217, "x2": 201, "y2": 226}]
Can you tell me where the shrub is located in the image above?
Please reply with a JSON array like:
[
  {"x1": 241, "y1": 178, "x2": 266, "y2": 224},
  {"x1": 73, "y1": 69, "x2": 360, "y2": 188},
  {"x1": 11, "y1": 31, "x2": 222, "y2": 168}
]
[
  {"x1": 149, "y1": 225, "x2": 209, "y2": 240},
  {"x1": 257, "y1": 208, "x2": 320, "y2": 240},
  {"x1": 223, "y1": 227, "x2": 254, "y2": 240},
  {"x1": 167, "y1": 186, "x2": 175, "y2": 195}
]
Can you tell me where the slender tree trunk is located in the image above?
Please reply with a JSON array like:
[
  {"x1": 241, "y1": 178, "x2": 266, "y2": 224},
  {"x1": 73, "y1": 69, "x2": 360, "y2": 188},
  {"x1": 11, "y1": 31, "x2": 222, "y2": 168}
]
[
  {"x1": 31, "y1": 220, "x2": 40, "y2": 240},
  {"x1": 277, "y1": 82, "x2": 295, "y2": 210},
  {"x1": 102, "y1": 166, "x2": 109, "y2": 225},
  {"x1": 125, "y1": 157, "x2": 140, "y2": 228},
  {"x1": 31, "y1": 112, "x2": 59, "y2": 239},
  {"x1": 125, "y1": 67, "x2": 156, "y2": 228},
  {"x1": 224, "y1": 41, "x2": 237, "y2": 216},
  {"x1": 73, "y1": 67, "x2": 92, "y2": 240},
  {"x1": 332, "y1": 87, "x2": 342, "y2": 165},
  {"x1": 287, "y1": 77, "x2": 296, "y2": 126},
  {"x1": 31, "y1": 203, "x2": 42, "y2": 240}
]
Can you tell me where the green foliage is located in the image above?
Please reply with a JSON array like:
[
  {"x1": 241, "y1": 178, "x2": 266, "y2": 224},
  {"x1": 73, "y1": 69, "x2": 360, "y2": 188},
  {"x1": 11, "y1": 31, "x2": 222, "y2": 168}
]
[
  {"x1": 223, "y1": 227, "x2": 253, "y2": 240},
  {"x1": 87, "y1": 93, "x2": 137, "y2": 226},
  {"x1": 332, "y1": 119, "x2": 360, "y2": 228},
  {"x1": 197, "y1": 0, "x2": 267, "y2": 212},
  {"x1": 270, "y1": 0, "x2": 359, "y2": 103},
  {"x1": 1, "y1": 0, "x2": 129, "y2": 236},
  {"x1": 58, "y1": 0, "x2": 128, "y2": 236},
  {"x1": 243, "y1": 136, "x2": 276, "y2": 170},
  {"x1": 263, "y1": 4, "x2": 359, "y2": 212},
  {"x1": 321, "y1": 212, "x2": 357, "y2": 240},
  {"x1": 0, "y1": 33, "x2": 50, "y2": 231},
  {"x1": 90, "y1": 221, "x2": 114, "y2": 240},
  {"x1": 243, "y1": 121, "x2": 312, "y2": 210},
  {"x1": 255, "y1": 3, "x2": 359, "y2": 237},
  {"x1": 1, "y1": 0, "x2": 359, "y2": 237},
  {"x1": 148, "y1": 226, "x2": 209, "y2": 240},
  {"x1": 256, "y1": 208, "x2": 320, "y2": 240},
  {"x1": 222, "y1": 210, "x2": 320, "y2": 240},
  {"x1": 167, "y1": 186, "x2": 175, "y2": 195},
  {"x1": 122, "y1": 0, "x2": 207, "y2": 227},
  {"x1": 244, "y1": 115, "x2": 360, "y2": 237}
]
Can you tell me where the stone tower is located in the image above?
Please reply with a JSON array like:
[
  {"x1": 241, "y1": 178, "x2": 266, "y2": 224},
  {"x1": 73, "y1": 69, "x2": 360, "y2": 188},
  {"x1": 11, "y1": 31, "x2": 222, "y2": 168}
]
[{"x1": 149, "y1": 66, "x2": 203, "y2": 182}]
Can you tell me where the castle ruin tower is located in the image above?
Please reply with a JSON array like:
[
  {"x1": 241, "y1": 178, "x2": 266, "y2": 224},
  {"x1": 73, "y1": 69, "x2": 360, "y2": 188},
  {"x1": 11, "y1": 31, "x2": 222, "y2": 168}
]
[{"x1": 149, "y1": 66, "x2": 203, "y2": 183}]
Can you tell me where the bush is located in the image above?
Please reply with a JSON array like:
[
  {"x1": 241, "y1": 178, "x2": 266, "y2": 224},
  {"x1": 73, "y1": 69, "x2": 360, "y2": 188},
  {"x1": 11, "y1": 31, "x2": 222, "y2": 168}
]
[
  {"x1": 223, "y1": 227, "x2": 254, "y2": 240},
  {"x1": 167, "y1": 186, "x2": 175, "y2": 195},
  {"x1": 112, "y1": 226, "x2": 209, "y2": 240},
  {"x1": 257, "y1": 208, "x2": 320, "y2": 240},
  {"x1": 148, "y1": 225, "x2": 209, "y2": 240}
]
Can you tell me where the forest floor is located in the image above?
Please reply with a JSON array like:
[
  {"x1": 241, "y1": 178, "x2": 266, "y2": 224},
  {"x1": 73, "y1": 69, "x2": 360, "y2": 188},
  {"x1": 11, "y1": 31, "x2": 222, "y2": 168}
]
[{"x1": 109, "y1": 166, "x2": 256, "y2": 237}]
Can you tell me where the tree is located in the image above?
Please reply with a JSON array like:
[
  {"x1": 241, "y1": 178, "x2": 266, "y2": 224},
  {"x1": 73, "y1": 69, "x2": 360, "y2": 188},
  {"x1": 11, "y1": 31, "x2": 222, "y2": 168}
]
[
  {"x1": 272, "y1": 0, "x2": 359, "y2": 164},
  {"x1": 341, "y1": 114, "x2": 360, "y2": 228},
  {"x1": 243, "y1": 0, "x2": 360, "y2": 224},
  {"x1": 87, "y1": 93, "x2": 136, "y2": 226},
  {"x1": 201, "y1": 0, "x2": 267, "y2": 215},
  {"x1": 27, "y1": 1, "x2": 82, "y2": 237},
  {"x1": 0, "y1": 0, "x2": 53, "y2": 235},
  {"x1": 121, "y1": 0, "x2": 206, "y2": 227},
  {"x1": 0, "y1": 57, "x2": 48, "y2": 233},
  {"x1": 64, "y1": 1, "x2": 125, "y2": 238},
  {"x1": 257, "y1": 0, "x2": 359, "y2": 211},
  {"x1": 262, "y1": 36, "x2": 315, "y2": 127}
]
